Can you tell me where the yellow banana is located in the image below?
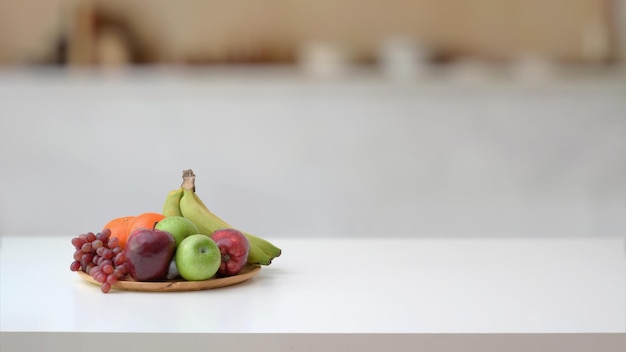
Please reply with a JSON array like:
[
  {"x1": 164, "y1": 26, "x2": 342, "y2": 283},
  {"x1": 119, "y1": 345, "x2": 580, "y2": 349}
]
[
  {"x1": 247, "y1": 241, "x2": 273, "y2": 265},
  {"x1": 162, "y1": 188, "x2": 184, "y2": 217},
  {"x1": 177, "y1": 169, "x2": 281, "y2": 265},
  {"x1": 243, "y1": 232, "x2": 282, "y2": 259},
  {"x1": 179, "y1": 189, "x2": 228, "y2": 235}
]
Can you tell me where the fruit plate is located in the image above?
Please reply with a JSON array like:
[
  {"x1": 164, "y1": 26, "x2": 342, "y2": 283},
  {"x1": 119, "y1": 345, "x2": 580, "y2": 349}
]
[{"x1": 76, "y1": 265, "x2": 261, "y2": 292}]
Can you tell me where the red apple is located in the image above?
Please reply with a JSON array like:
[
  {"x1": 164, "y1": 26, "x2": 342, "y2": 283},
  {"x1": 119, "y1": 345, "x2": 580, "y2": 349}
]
[
  {"x1": 124, "y1": 228, "x2": 176, "y2": 281},
  {"x1": 210, "y1": 229, "x2": 250, "y2": 276}
]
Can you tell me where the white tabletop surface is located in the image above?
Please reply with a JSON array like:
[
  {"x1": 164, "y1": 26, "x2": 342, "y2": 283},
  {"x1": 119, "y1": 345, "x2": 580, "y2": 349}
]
[
  {"x1": 0, "y1": 236, "x2": 626, "y2": 352},
  {"x1": 1, "y1": 235, "x2": 625, "y2": 351}
]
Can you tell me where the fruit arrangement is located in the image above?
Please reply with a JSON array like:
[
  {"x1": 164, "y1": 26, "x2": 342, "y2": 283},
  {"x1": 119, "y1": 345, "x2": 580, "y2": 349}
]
[{"x1": 70, "y1": 169, "x2": 281, "y2": 293}]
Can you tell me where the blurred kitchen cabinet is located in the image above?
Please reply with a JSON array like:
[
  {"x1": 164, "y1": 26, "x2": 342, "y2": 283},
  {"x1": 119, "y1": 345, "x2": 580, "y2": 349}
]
[{"x1": 0, "y1": 0, "x2": 620, "y2": 65}]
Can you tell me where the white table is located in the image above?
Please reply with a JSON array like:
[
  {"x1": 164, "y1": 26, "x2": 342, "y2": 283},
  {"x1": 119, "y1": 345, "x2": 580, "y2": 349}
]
[{"x1": 1, "y1": 235, "x2": 625, "y2": 351}]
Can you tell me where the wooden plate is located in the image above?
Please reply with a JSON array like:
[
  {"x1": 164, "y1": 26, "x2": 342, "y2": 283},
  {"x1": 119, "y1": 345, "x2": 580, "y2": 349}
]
[{"x1": 77, "y1": 265, "x2": 261, "y2": 292}]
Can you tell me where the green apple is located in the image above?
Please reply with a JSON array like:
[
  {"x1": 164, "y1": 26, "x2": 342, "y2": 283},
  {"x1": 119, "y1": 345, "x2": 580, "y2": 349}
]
[
  {"x1": 155, "y1": 216, "x2": 199, "y2": 247},
  {"x1": 175, "y1": 234, "x2": 221, "y2": 281}
]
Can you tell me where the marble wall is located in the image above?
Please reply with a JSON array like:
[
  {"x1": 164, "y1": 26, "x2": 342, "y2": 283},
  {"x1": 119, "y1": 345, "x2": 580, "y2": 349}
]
[{"x1": 1, "y1": 69, "x2": 625, "y2": 238}]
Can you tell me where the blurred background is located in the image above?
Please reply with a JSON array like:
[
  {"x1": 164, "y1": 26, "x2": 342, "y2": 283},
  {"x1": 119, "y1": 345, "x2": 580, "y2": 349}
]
[
  {"x1": 1, "y1": 0, "x2": 625, "y2": 238},
  {"x1": 1, "y1": 0, "x2": 625, "y2": 67}
]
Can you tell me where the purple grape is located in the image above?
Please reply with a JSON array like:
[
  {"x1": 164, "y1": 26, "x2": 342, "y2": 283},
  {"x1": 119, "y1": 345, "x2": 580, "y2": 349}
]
[
  {"x1": 95, "y1": 273, "x2": 107, "y2": 283},
  {"x1": 81, "y1": 242, "x2": 92, "y2": 253},
  {"x1": 113, "y1": 267, "x2": 125, "y2": 278},
  {"x1": 108, "y1": 237, "x2": 120, "y2": 249},
  {"x1": 97, "y1": 230, "x2": 111, "y2": 241},
  {"x1": 114, "y1": 252, "x2": 126, "y2": 266},
  {"x1": 73, "y1": 250, "x2": 83, "y2": 261},
  {"x1": 71, "y1": 237, "x2": 85, "y2": 249},
  {"x1": 102, "y1": 264, "x2": 114, "y2": 275},
  {"x1": 96, "y1": 246, "x2": 106, "y2": 257},
  {"x1": 81, "y1": 253, "x2": 94, "y2": 265},
  {"x1": 92, "y1": 239, "x2": 103, "y2": 249},
  {"x1": 89, "y1": 266, "x2": 100, "y2": 276},
  {"x1": 102, "y1": 249, "x2": 113, "y2": 260},
  {"x1": 85, "y1": 263, "x2": 95, "y2": 273},
  {"x1": 117, "y1": 263, "x2": 128, "y2": 274},
  {"x1": 86, "y1": 232, "x2": 97, "y2": 242}
]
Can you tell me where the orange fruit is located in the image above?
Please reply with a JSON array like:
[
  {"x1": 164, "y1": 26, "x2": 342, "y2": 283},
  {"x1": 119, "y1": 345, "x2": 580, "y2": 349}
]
[
  {"x1": 127, "y1": 212, "x2": 166, "y2": 235},
  {"x1": 102, "y1": 216, "x2": 135, "y2": 249}
]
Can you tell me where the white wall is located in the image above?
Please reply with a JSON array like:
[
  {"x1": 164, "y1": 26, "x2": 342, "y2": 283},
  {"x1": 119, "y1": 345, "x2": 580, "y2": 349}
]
[{"x1": 1, "y1": 68, "x2": 625, "y2": 238}]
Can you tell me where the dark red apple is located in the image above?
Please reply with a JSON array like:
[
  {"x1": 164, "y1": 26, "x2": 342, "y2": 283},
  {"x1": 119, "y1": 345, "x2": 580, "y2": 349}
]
[
  {"x1": 210, "y1": 229, "x2": 250, "y2": 276},
  {"x1": 124, "y1": 228, "x2": 176, "y2": 281}
]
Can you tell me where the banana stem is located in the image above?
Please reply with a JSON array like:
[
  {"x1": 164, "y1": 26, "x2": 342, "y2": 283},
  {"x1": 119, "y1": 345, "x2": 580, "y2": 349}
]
[{"x1": 181, "y1": 169, "x2": 196, "y2": 192}]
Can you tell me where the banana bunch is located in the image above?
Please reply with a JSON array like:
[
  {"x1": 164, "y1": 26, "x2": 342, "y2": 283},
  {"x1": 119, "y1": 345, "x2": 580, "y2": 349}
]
[{"x1": 162, "y1": 169, "x2": 281, "y2": 265}]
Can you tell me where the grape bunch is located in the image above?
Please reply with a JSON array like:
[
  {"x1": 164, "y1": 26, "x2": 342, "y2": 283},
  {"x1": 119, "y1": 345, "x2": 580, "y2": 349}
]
[{"x1": 70, "y1": 228, "x2": 128, "y2": 293}]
